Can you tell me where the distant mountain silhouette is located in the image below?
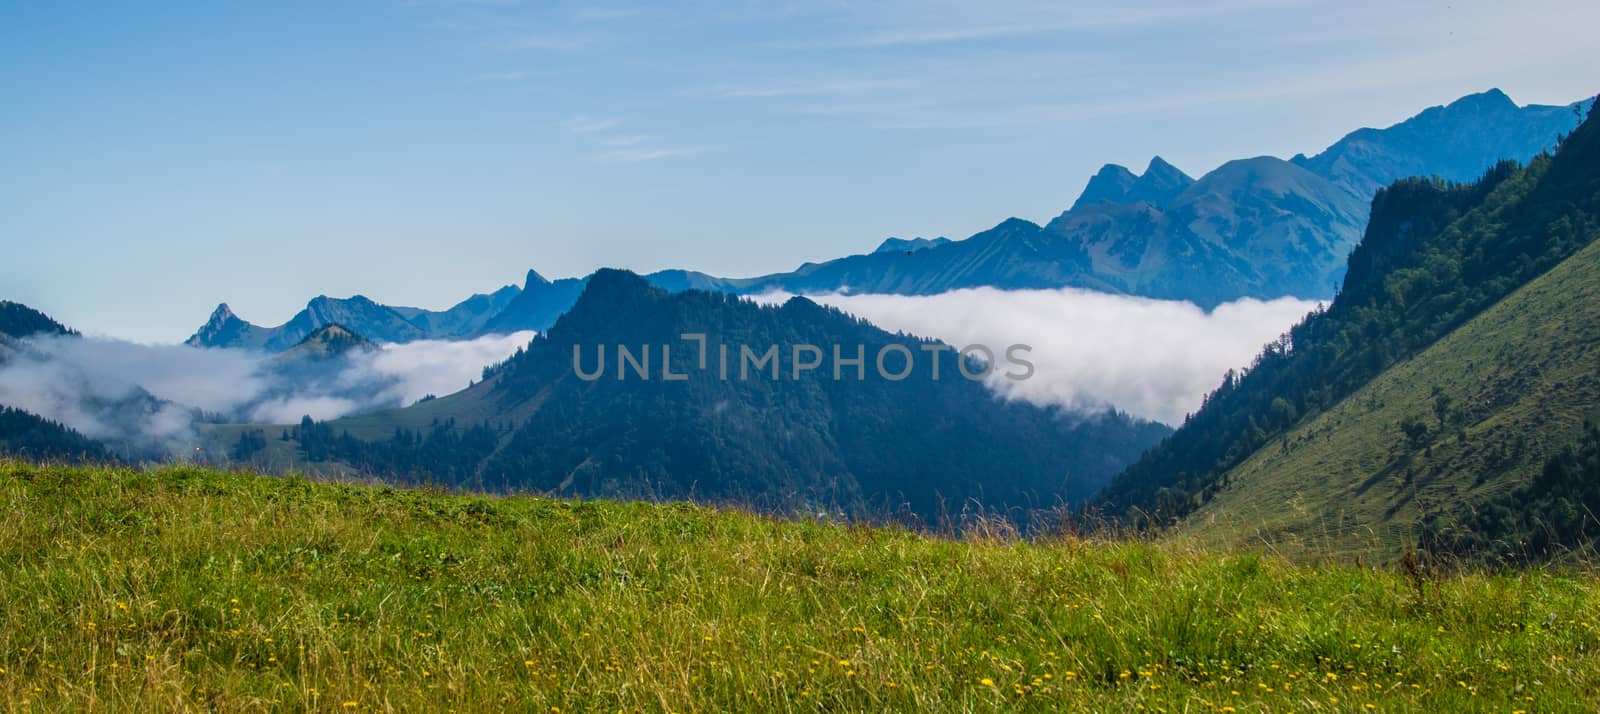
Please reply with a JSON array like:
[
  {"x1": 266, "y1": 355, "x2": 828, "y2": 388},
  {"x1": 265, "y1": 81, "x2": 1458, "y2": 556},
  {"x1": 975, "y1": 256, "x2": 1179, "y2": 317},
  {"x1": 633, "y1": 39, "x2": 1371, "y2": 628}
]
[
  {"x1": 717, "y1": 90, "x2": 1583, "y2": 306},
  {"x1": 187, "y1": 295, "x2": 425, "y2": 351},
  {"x1": 720, "y1": 152, "x2": 1365, "y2": 307},
  {"x1": 874, "y1": 236, "x2": 952, "y2": 254},
  {"x1": 733, "y1": 218, "x2": 1094, "y2": 296},
  {"x1": 1071, "y1": 156, "x2": 1194, "y2": 210},
  {"x1": 187, "y1": 284, "x2": 522, "y2": 351},
  {"x1": 1044, "y1": 155, "x2": 1368, "y2": 304},
  {"x1": 1292, "y1": 88, "x2": 1591, "y2": 200},
  {"x1": 396, "y1": 284, "x2": 521, "y2": 338},
  {"x1": 185, "y1": 89, "x2": 1592, "y2": 342},
  {"x1": 476, "y1": 270, "x2": 590, "y2": 335}
]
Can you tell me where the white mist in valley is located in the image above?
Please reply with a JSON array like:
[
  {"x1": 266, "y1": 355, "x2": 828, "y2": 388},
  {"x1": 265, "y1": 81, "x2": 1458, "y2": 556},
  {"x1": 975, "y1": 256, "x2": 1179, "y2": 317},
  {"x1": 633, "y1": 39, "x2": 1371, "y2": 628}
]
[
  {"x1": 0, "y1": 285, "x2": 1317, "y2": 450},
  {"x1": 248, "y1": 332, "x2": 536, "y2": 424},
  {"x1": 0, "y1": 332, "x2": 534, "y2": 452},
  {"x1": 754, "y1": 288, "x2": 1321, "y2": 425}
]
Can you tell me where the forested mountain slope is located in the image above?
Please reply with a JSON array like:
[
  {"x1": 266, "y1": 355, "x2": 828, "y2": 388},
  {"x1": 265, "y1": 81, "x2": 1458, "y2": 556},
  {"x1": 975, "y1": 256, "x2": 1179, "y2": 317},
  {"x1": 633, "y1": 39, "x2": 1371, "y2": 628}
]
[
  {"x1": 1183, "y1": 237, "x2": 1600, "y2": 557},
  {"x1": 301, "y1": 270, "x2": 1170, "y2": 522},
  {"x1": 1097, "y1": 101, "x2": 1600, "y2": 534}
]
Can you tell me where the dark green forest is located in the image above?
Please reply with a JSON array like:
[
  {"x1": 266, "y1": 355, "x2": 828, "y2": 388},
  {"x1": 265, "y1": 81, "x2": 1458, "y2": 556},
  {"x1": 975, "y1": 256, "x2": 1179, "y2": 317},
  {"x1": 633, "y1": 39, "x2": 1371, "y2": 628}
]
[
  {"x1": 1097, "y1": 100, "x2": 1600, "y2": 525},
  {"x1": 478, "y1": 270, "x2": 1169, "y2": 522},
  {"x1": 0, "y1": 405, "x2": 114, "y2": 463},
  {"x1": 0, "y1": 303, "x2": 107, "y2": 462},
  {"x1": 304, "y1": 270, "x2": 1169, "y2": 524},
  {"x1": 0, "y1": 301, "x2": 77, "y2": 339},
  {"x1": 287, "y1": 416, "x2": 501, "y2": 487}
]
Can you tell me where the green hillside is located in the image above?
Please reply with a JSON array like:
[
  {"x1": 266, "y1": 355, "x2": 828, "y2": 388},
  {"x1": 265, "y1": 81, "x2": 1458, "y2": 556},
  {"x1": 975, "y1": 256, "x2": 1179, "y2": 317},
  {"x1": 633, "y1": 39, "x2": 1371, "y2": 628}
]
[
  {"x1": 1186, "y1": 238, "x2": 1600, "y2": 557},
  {"x1": 196, "y1": 377, "x2": 537, "y2": 472},
  {"x1": 319, "y1": 377, "x2": 533, "y2": 442},
  {"x1": 4, "y1": 460, "x2": 1599, "y2": 711},
  {"x1": 1097, "y1": 100, "x2": 1600, "y2": 541}
]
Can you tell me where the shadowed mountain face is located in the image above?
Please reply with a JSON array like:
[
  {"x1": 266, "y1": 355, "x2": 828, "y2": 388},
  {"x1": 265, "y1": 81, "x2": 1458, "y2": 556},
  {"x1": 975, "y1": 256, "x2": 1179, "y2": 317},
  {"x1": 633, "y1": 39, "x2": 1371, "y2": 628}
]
[
  {"x1": 476, "y1": 270, "x2": 590, "y2": 336},
  {"x1": 317, "y1": 269, "x2": 1170, "y2": 521}
]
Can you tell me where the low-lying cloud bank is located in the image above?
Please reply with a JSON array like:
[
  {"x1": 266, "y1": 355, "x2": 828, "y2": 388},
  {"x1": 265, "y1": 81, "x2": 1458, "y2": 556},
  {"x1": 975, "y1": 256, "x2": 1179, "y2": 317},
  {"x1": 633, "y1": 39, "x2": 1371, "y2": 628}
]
[
  {"x1": 0, "y1": 286, "x2": 1315, "y2": 453},
  {"x1": 754, "y1": 287, "x2": 1321, "y2": 425},
  {"x1": 0, "y1": 332, "x2": 533, "y2": 453}
]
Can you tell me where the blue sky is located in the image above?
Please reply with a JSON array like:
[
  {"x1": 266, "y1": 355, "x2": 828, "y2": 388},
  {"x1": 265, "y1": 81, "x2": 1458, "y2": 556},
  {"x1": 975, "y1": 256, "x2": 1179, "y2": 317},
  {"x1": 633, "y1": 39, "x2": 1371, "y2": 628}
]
[{"x1": 2, "y1": 0, "x2": 1595, "y2": 342}]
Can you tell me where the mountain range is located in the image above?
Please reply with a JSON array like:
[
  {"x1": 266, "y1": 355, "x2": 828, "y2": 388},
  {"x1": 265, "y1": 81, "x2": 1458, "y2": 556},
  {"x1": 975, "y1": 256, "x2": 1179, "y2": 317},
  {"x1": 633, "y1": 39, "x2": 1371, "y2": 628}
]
[
  {"x1": 187, "y1": 284, "x2": 522, "y2": 351},
  {"x1": 185, "y1": 89, "x2": 1590, "y2": 349},
  {"x1": 1097, "y1": 100, "x2": 1600, "y2": 559},
  {"x1": 12, "y1": 90, "x2": 1600, "y2": 550},
  {"x1": 1291, "y1": 88, "x2": 1588, "y2": 199},
  {"x1": 272, "y1": 269, "x2": 1171, "y2": 521},
  {"x1": 725, "y1": 90, "x2": 1586, "y2": 306}
]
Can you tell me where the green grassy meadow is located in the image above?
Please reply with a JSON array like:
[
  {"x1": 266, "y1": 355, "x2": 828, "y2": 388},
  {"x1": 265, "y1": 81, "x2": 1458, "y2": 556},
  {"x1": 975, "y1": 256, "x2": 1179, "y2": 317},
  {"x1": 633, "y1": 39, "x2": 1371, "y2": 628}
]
[{"x1": 2, "y1": 460, "x2": 1597, "y2": 712}]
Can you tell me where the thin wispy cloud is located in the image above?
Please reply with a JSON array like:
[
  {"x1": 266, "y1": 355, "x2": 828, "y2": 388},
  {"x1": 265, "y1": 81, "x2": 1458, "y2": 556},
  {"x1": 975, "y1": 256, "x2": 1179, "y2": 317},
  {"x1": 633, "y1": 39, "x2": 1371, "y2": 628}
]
[
  {"x1": 470, "y1": 69, "x2": 529, "y2": 82},
  {"x1": 704, "y1": 11, "x2": 1595, "y2": 136},
  {"x1": 704, "y1": 78, "x2": 910, "y2": 99},
  {"x1": 502, "y1": 32, "x2": 592, "y2": 51},
  {"x1": 792, "y1": 0, "x2": 1296, "y2": 49},
  {"x1": 596, "y1": 146, "x2": 703, "y2": 162},
  {"x1": 558, "y1": 113, "x2": 701, "y2": 163},
  {"x1": 563, "y1": 115, "x2": 624, "y2": 133},
  {"x1": 600, "y1": 134, "x2": 650, "y2": 147},
  {"x1": 690, "y1": 0, "x2": 1591, "y2": 139},
  {"x1": 572, "y1": 7, "x2": 640, "y2": 22},
  {"x1": 826, "y1": 22, "x2": 1075, "y2": 49}
]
